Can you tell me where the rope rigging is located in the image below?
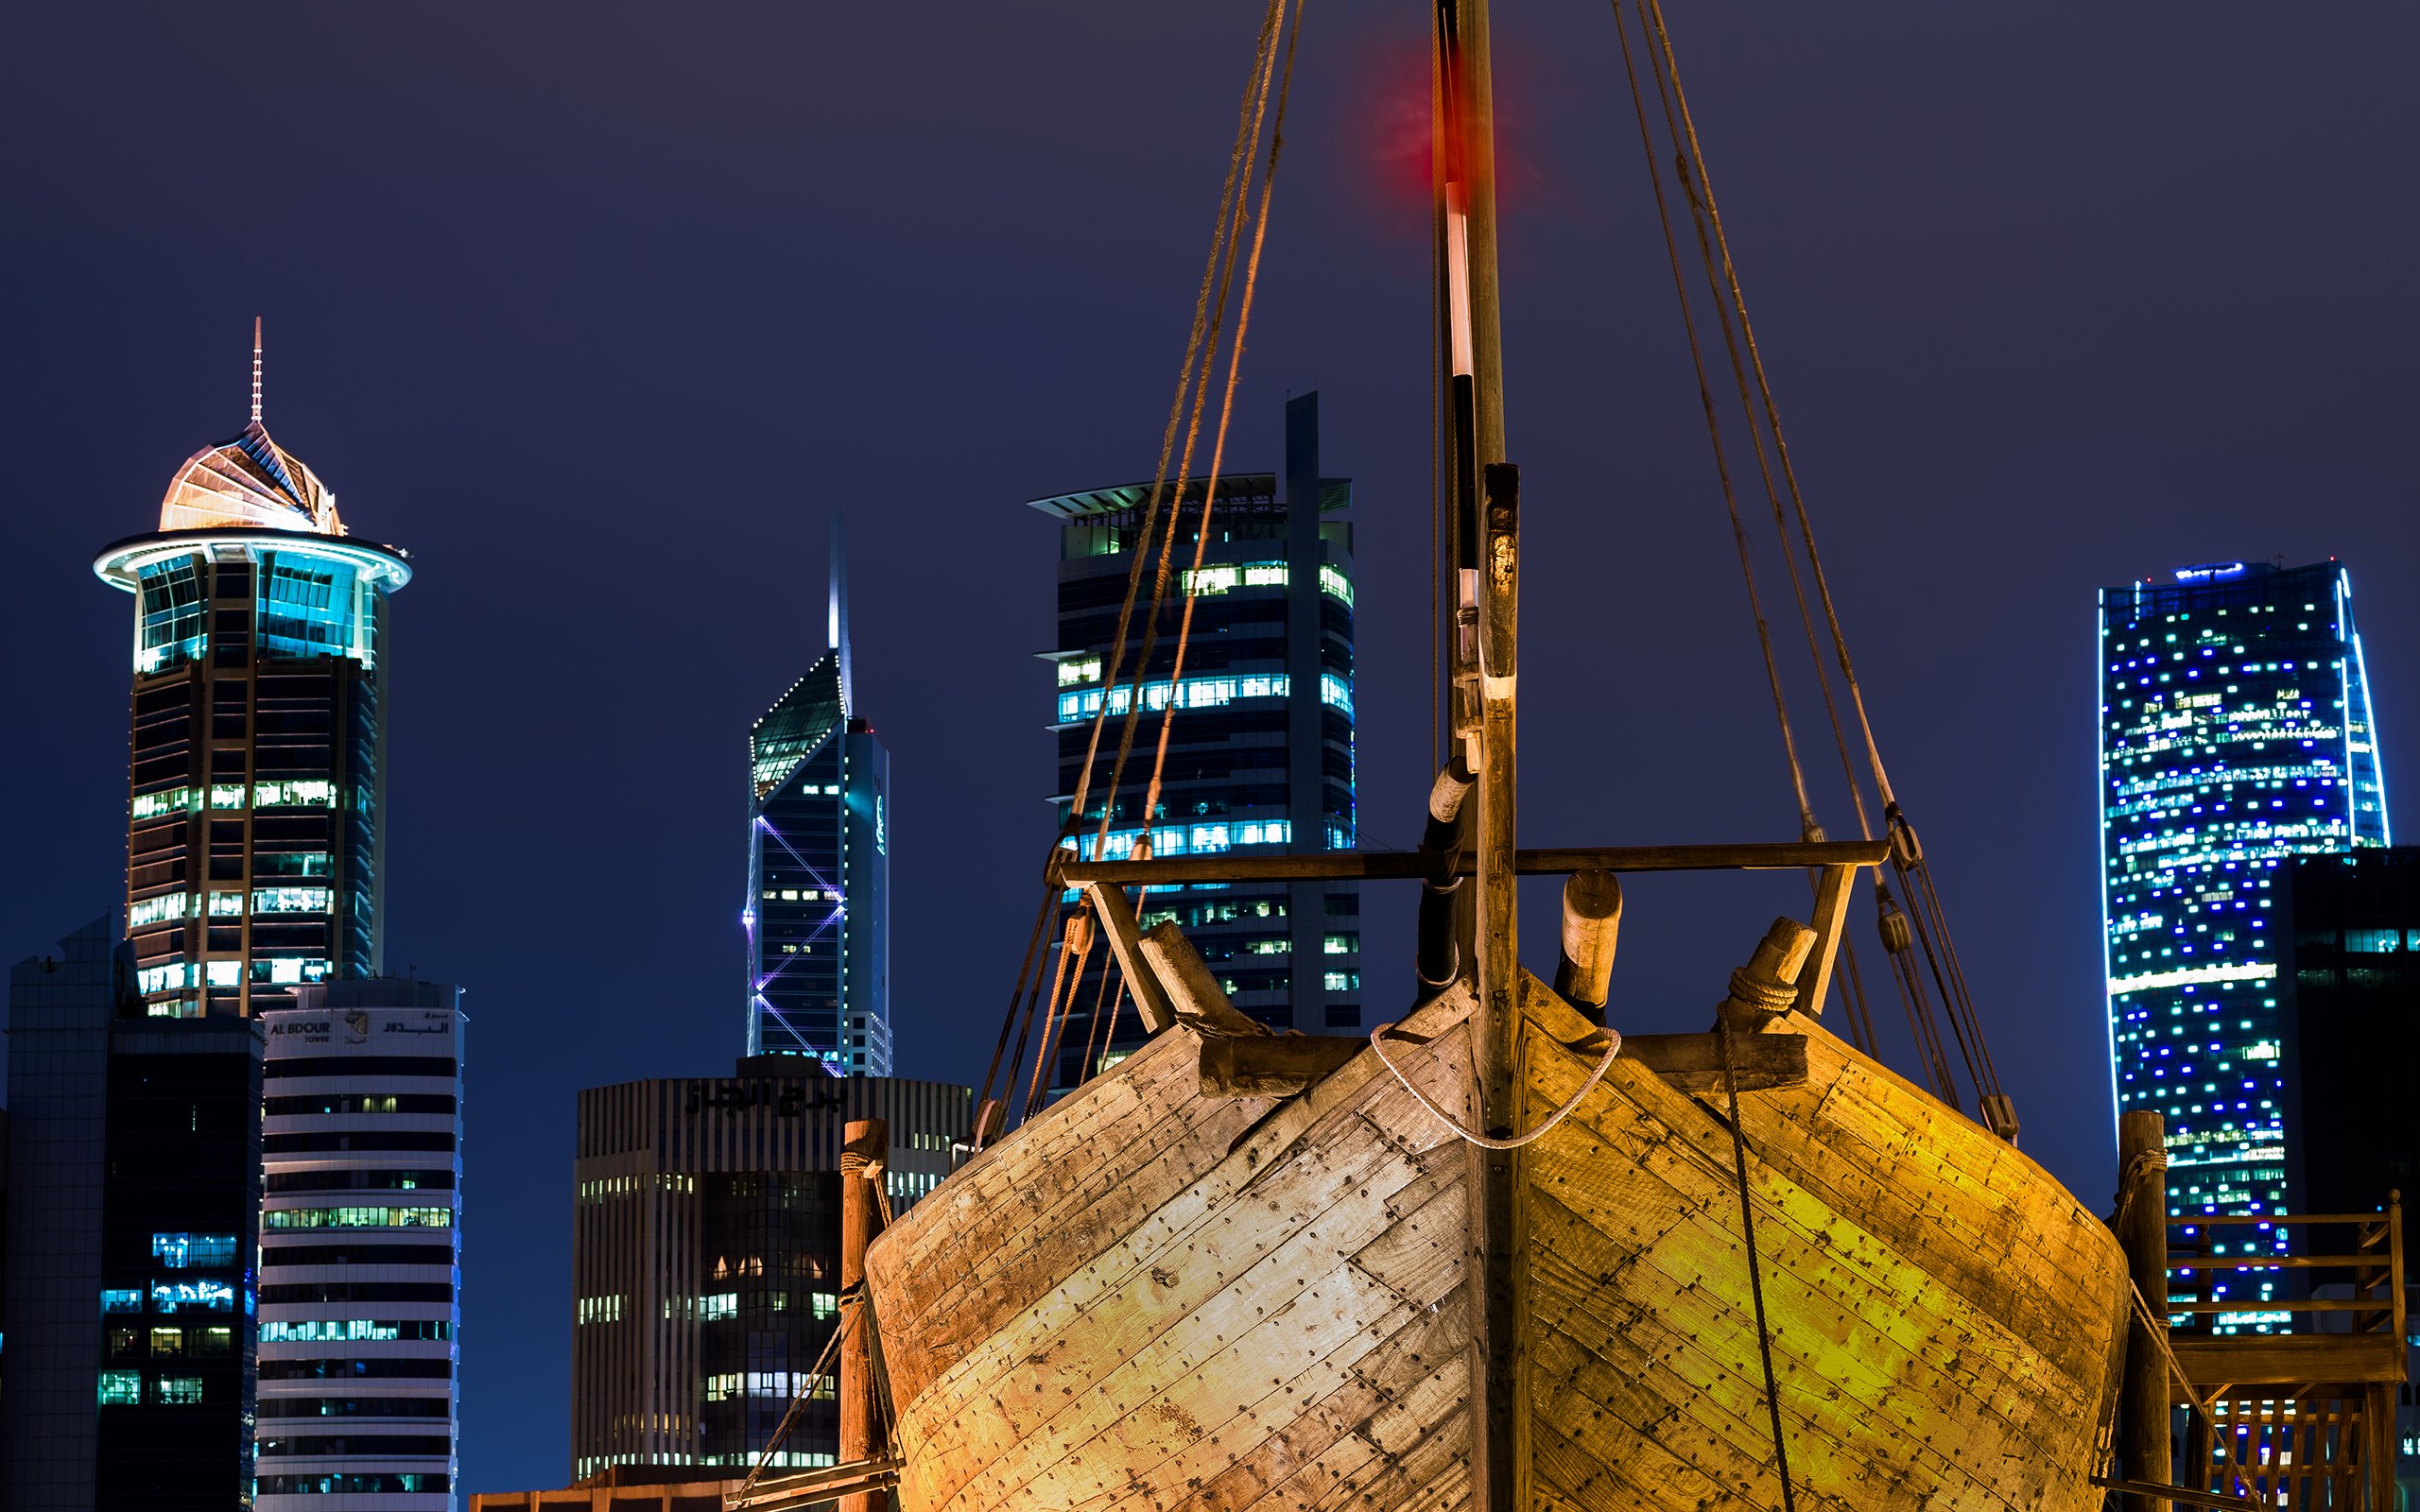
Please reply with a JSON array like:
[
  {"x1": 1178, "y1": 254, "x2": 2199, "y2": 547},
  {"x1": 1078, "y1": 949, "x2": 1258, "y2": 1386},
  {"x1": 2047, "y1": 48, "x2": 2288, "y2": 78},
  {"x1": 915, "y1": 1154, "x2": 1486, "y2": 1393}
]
[
  {"x1": 976, "y1": 0, "x2": 1306, "y2": 1136},
  {"x1": 1607, "y1": 0, "x2": 2015, "y2": 1132}
]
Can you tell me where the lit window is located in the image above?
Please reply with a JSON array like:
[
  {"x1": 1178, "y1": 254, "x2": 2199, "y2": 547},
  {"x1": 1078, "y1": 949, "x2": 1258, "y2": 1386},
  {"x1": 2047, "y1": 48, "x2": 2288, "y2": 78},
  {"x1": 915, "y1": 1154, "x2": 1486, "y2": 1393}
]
[
  {"x1": 1319, "y1": 564, "x2": 1355, "y2": 607},
  {"x1": 1056, "y1": 657, "x2": 1103, "y2": 688},
  {"x1": 1324, "y1": 971, "x2": 1359, "y2": 992},
  {"x1": 197, "y1": 1327, "x2": 233, "y2": 1355},
  {"x1": 207, "y1": 892, "x2": 245, "y2": 918},
  {"x1": 209, "y1": 784, "x2": 248, "y2": 811},
  {"x1": 204, "y1": 961, "x2": 242, "y2": 988},
  {"x1": 699, "y1": 1293, "x2": 738, "y2": 1322},
  {"x1": 150, "y1": 1279, "x2": 235, "y2": 1314},
  {"x1": 252, "y1": 780, "x2": 336, "y2": 809},
  {"x1": 152, "y1": 1233, "x2": 238, "y2": 1269},
  {"x1": 102, "y1": 1288, "x2": 144, "y2": 1314},
  {"x1": 129, "y1": 894, "x2": 191, "y2": 928},
  {"x1": 578, "y1": 1295, "x2": 624, "y2": 1325},
  {"x1": 150, "y1": 1327, "x2": 184, "y2": 1356},
  {"x1": 137, "y1": 963, "x2": 196, "y2": 995},
  {"x1": 132, "y1": 787, "x2": 197, "y2": 820},
  {"x1": 251, "y1": 887, "x2": 332, "y2": 916},
  {"x1": 98, "y1": 1371, "x2": 143, "y2": 1405},
  {"x1": 1323, "y1": 935, "x2": 1357, "y2": 955},
  {"x1": 811, "y1": 1292, "x2": 838, "y2": 1320}
]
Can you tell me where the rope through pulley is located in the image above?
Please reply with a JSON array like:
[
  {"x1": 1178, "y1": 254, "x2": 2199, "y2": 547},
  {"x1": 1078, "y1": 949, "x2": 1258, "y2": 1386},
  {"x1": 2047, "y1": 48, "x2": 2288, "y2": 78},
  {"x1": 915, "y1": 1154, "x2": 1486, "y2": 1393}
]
[{"x1": 1607, "y1": 0, "x2": 2016, "y2": 1138}]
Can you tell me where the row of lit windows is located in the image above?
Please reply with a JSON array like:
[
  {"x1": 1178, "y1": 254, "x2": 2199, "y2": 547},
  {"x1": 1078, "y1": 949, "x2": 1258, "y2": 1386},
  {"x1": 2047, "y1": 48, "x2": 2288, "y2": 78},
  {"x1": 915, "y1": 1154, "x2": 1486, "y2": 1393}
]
[
  {"x1": 102, "y1": 1280, "x2": 239, "y2": 1314},
  {"x1": 99, "y1": 1371, "x2": 205, "y2": 1405},
  {"x1": 259, "y1": 1319, "x2": 452, "y2": 1343},
  {"x1": 702, "y1": 1371, "x2": 835, "y2": 1403},
  {"x1": 131, "y1": 779, "x2": 339, "y2": 821},
  {"x1": 153, "y1": 1231, "x2": 239, "y2": 1268},
  {"x1": 1056, "y1": 671, "x2": 1354, "y2": 724},
  {"x1": 1166, "y1": 560, "x2": 1356, "y2": 608},
  {"x1": 264, "y1": 1206, "x2": 451, "y2": 1230},
  {"x1": 109, "y1": 1324, "x2": 233, "y2": 1357},
  {"x1": 763, "y1": 887, "x2": 840, "y2": 902},
  {"x1": 140, "y1": 956, "x2": 335, "y2": 995},
  {"x1": 577, "y1": 1295, "x2": 622, "y2": 1325},
  {"x1": 1233, "y1": 936, "x2": 1361, "y2": 955},
  {"x1": 578, "y1": 1174, "x2": 697, "y2": 1204},
  {"x1": 1065, "y1": 819, "x2": 1293, "y2": 860},
  {"x1": 661, "y1": 1291, "x2": 838, "y2": 1322},
  {"x1": 130, "y1": 887, "x2": 335, "y2": 929}
]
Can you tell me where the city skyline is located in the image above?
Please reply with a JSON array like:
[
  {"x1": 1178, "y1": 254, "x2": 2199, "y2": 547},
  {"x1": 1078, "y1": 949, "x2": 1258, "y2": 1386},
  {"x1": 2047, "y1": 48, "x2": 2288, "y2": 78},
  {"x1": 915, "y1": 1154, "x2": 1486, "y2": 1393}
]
[{"x1": 5, "y1": 1, "x2": 2414, "y2": 1495}]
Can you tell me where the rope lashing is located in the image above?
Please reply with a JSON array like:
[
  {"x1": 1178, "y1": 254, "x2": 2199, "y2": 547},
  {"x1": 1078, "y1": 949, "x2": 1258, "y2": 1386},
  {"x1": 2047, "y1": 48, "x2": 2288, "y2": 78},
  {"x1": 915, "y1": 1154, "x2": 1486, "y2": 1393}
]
[{"x1": 1366, "y1": 1022, "x2": 1622, "y2": 1150}]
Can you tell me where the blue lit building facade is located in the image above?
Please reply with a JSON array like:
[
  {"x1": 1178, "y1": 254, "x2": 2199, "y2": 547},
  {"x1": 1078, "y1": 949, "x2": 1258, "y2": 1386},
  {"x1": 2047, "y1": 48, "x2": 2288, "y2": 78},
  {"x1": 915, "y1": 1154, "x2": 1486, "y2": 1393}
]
[
  {"x1": 1036, "y1": 393, "x2": 1358, "y2": 1082},
  {"x1": 2099, "y1": 559, "x2": 2389, "y2": 1317},
  {"x1": 94, "y1": 374, "x2": 410, "y2": 1021},
  {"x1": 745, "y1": 521, "x2": 890, "y2": 1074}
]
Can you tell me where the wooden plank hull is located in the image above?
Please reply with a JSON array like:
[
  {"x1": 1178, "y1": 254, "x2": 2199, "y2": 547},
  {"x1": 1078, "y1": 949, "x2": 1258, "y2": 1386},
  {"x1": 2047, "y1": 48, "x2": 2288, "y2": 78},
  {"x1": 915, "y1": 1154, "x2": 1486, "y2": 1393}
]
[{"x1": 866, "y1": 981, "x2": 2127, "y2": 1511}]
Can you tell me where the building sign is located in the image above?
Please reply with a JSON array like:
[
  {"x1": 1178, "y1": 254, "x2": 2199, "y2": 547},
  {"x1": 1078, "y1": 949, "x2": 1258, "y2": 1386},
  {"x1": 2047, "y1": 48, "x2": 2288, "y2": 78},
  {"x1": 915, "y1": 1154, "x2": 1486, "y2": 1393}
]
[{"x1": 682, "y1": 1080, "x2": 842, "y2": 1119}]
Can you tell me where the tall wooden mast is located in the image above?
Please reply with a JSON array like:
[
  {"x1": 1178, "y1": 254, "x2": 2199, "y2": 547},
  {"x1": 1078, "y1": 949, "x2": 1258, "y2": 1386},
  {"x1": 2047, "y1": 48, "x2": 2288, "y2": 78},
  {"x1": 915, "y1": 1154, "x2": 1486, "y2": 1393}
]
[{"x1": 1436, "y1": 0, "x2": 1525, "y2": 1504}]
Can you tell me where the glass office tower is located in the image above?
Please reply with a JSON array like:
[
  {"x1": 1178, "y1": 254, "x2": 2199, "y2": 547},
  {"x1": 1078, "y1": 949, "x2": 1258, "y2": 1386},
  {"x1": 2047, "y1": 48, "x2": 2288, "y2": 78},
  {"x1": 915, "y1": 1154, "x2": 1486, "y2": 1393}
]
[
  {"x1": 2099, "y1": 559, "x2": 2389, "y2": 1319},
  {"x1": 1035, "y1": 393, "x2": 1358, "y2": 1087},
  {"x1": 745, "y1": 520, "x2": 890, "y2": 1074},
  {"x1": 94, "y1": 351, "x2": 411, "y2": 1021}
]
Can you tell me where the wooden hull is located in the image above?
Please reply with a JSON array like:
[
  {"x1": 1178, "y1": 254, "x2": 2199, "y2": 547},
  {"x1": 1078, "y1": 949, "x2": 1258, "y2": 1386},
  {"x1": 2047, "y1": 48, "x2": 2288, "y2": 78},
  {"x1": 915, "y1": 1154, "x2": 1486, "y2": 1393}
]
[{"x1": 867, "y1": 981, "x2": 2127, "y2": 1511}]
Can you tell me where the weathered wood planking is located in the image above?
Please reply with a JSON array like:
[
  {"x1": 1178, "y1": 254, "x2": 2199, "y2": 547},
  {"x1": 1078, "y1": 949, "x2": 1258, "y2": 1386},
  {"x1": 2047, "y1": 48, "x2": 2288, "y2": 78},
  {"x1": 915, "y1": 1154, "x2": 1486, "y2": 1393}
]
[{"x1": 865, "y1": 971, "x2": 2125, "y2": 1511}]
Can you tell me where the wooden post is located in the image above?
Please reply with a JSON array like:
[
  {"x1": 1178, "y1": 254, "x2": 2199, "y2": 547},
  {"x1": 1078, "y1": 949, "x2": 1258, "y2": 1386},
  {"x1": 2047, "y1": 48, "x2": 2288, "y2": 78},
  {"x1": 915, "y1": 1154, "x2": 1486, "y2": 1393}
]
[
  {"x1": 839, "y1": 1119, "x2": 888, "y2": 1512},
  {"x1": 2118, "y1": 1110, "x2": 2171, "y2": 1512}
]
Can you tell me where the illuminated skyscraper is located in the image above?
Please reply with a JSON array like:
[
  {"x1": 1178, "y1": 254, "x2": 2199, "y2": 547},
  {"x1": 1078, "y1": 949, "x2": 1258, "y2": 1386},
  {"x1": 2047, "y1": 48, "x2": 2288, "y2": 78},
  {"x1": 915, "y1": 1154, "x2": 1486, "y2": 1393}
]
[
  {"x1": 1035, "y1": 392, "x2": 1359, "y2": 1088},
  {"x1": 745, "y1": 519, "x2": 890, "y2": 1074},
  {"x1": 94, "y1": 325, "x2": 412, "y2": 1020},
  {"x1": 2099, "y1": 559, "x2": 2389, "y2": 1314}
]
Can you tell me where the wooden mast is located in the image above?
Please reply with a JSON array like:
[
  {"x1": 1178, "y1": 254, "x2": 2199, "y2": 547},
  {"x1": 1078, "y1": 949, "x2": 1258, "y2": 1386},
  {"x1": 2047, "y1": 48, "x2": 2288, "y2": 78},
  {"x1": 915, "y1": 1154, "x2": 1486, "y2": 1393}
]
[{"x1": 1437, "y1": 0, "x2": 1522, "y2": 1504}]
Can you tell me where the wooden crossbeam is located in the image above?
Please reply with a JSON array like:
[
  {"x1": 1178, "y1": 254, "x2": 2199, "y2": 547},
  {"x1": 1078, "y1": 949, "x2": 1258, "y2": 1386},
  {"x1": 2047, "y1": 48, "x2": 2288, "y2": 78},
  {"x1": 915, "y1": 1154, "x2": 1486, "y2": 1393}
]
[{"x1": 1059, "y1": 840, "x2": 1888, "y2": 887}]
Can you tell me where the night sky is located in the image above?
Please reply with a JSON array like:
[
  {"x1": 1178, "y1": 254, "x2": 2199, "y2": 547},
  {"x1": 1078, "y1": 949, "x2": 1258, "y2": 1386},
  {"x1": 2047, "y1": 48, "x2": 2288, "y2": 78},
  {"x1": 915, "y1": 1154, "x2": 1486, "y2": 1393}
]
[{"x1": 6, "y1": 1, "x2": 2415, "y2": 1493}]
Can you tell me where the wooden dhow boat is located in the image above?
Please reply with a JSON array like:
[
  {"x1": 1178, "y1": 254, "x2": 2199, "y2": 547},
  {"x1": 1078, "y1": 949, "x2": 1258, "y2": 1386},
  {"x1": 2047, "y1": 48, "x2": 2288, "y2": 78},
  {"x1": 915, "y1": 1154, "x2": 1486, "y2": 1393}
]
[{"x1": 861, "y1": 1, "x2": 2131, "y2": 1507}]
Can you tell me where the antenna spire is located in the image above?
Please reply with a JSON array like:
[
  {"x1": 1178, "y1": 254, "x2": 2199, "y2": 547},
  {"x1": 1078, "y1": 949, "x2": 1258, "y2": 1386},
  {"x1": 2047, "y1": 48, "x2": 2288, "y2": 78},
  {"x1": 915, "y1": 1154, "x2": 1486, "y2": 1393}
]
[
  {"x1": 251, "y1": 316, "x2": 264, "y2": 425},
  {"x1": 830, "y1": 514, "x2": 854, "y2": 716}
]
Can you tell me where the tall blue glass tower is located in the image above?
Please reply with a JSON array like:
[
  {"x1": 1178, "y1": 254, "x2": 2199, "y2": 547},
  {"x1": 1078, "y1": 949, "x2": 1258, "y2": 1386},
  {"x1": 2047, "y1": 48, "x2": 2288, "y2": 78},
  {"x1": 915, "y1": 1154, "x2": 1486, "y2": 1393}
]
[
  {"x1": 745, "y1": 519, "x2": 890, "y2": 1074},
  {"x1": 2099, "y1": 559, "x2": 2389, "y2": 1316}
]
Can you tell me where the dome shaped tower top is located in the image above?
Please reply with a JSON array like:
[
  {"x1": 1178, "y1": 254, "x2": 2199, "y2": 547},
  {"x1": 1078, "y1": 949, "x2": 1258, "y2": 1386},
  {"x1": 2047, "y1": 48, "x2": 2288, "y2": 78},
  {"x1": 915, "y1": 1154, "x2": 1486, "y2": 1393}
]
[{"x1": 155, "y1": 318, "x2": 346, "y2": 537}]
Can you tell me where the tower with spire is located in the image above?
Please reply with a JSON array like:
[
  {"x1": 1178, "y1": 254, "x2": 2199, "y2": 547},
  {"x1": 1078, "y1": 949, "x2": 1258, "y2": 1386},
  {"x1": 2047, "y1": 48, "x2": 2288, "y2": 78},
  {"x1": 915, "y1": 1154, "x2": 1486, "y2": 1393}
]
[
  {"x1": 95, "y1": 318, "x2": 412, "y2": 1018},
  {"x1": 744, "y1": 516, "x2": 892, "y2": 1074}
]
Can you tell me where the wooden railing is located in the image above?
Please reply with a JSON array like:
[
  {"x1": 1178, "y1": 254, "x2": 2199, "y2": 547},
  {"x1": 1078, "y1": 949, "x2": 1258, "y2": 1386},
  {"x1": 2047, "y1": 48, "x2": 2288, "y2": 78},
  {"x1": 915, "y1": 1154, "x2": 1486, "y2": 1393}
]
[{"x1": 2163, "y1": 1196, "x2": 2404, "y2": 1343}]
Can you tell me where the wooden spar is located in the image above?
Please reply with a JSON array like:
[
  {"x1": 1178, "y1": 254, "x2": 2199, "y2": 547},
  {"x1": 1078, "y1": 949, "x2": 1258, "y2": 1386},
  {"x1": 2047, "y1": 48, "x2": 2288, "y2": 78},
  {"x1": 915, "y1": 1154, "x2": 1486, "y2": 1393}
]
[
  {"x1": 1552, "y1": 869, "x2": 1622, "y2": 1014},
  {"x1": 1059, "y1": 838, "x2": 1889, "y2": 885},
  {"x1": 2115, "y1": 1110, "x2": 2170, "y2": 1512},
  {"x1": 1473, "y1": 474, "x2": 1525, "y2": 1509},
  {"x1": 838, "y1": 1119, "x2": 887, "y2": 1512}
]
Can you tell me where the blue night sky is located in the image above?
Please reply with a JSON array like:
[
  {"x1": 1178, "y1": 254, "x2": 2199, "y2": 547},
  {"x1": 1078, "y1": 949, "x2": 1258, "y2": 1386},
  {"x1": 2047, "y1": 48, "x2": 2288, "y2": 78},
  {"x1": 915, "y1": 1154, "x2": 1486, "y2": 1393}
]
[{"x1": 5, "y1": 0, "x2": 2415, "y2": 1493}]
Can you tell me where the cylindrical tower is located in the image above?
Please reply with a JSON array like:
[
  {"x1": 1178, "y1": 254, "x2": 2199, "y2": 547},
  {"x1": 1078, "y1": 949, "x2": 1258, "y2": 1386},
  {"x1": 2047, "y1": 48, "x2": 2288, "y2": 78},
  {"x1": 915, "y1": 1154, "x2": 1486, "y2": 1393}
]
[{"x1": 95, "y1": 370, "x2": 410, "y2": 1021}]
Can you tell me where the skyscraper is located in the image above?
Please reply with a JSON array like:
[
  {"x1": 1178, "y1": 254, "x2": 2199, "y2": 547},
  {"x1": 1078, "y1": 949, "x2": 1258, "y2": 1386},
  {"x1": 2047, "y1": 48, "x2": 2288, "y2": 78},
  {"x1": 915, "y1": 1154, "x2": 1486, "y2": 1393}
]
[
  {"x1": 745, "y1": 519, "x2": 890, "y2": 1074},
  {"x1": 256, "y1": 980, "x2": 464, "y2": 1505},
  {"x1": 568, "y1": 1064, "x2": 963, "y2": 1480},
  {"x1": 2, "y1": 918, "x2": 265, "y2": 1512},
  {"x1": 84, "y1": 325, "x2": 459, "y2": 1496},
  {"x1": 2098, "y1": 558, "x2": 2389, "y2": 1314},
  {"x1": 1034, "y1": 392, "x2": 1358, "y2": 1088},
  {"x1": 94, "y1": 325, "x2": 412, "y2": 1020}
]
